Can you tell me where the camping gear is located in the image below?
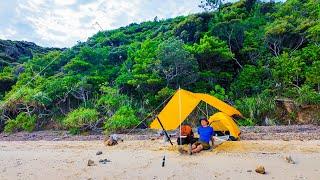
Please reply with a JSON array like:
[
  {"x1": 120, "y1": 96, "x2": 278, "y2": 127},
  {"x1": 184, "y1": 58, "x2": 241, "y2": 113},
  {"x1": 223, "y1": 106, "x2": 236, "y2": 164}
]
[
  {"x1": 177, "y1": 124, "x2": 197, "y2": 145},
  {"x1": 104, "y1": 134, "x2": 123, "y2": 146},
  {"x1": 177, "y1": 136, "x2": 198, "y2": 145},
  {"x1": 212, "y1": 135, "x2": 229, "y2": 146},
  {"x1": 157, "y1": 117, "x2": 173, "y2": 145},
  {"x1": 150, "y1": 89, "x2": 242, "y2": 141},
  {"x1": 162, "y1": 156, "x2": 166, "y2": 167},
  {"x1": 209, "y1": 112, "x2": 241, "y2": 140},
  {"x1": 180, "y1": 124, "x2": 193, "y2": 136}
]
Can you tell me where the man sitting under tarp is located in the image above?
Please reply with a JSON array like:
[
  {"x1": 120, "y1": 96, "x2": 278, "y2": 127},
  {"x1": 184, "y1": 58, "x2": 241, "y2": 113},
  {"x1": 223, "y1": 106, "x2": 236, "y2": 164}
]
[{"x1": 191, "y1": 117, "x2": 214, "y2": 154}]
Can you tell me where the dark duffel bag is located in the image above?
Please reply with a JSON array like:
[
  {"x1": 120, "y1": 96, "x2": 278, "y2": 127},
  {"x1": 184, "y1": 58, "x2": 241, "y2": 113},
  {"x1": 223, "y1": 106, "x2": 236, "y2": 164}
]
[{"x1": 177, "y1": 136, "x2": 198, "y2": 145}]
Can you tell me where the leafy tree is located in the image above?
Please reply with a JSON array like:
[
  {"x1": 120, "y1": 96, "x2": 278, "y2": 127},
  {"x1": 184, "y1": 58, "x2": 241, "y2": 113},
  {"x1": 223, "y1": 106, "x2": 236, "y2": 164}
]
[
  {"x1": 210, "y1": 19, "x2": 245, "y2": 54},
  {"x1": 27, "y1": 51, "x2": 63, "y2": 77},
  {"x1": 0, "y1": 66, "x2": 15, "y2": 97},
  {"x1": 107, "y1": 46, "x2": 128, "y2": 65},
  {"x1": 186, "y1": 35, "x2": 235, "y2": 87},
  {"x1": 64, "y1": 57, "x2": 92, "y2": 73},
  {"x1": 199, "y1": 0, "x2": 225, "y2": 11},
  {"x1": 187, "y1": 35, "x2": 234, "y2": 69},
  {"x1": 306, "y1": 61, "x2": 320, "y2": 92},
  {"x1": 231, "y1": 65, "x2": 271, "y2": 97},
  {"x1": 97, "y1": 85, "x2": 130, "y2": 118},
  {"x1": 272, "y1": 52, "x2": 306, "y2": 88},
  {"x1": 209, "y1": 84, "x2": 228, "y2": 101},
  {"x1": 157, "y1": 38, "x2": 199, "y2": 88},
  {"x1": 129, "y1": 39, "x2": 161, "y2": 86},
  {"x1": 174, "y1": 14, "x2": 211, "y2": 43},
  {"x1": 307, "y1": 23, "x2": 320, "y2": 45},
  {"x1": 102, "y1": 31, "x2": 130, "y2": 47}
]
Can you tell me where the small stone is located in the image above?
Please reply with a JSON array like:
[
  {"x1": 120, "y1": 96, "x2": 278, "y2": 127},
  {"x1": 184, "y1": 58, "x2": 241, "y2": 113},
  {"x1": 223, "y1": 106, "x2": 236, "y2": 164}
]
[
  {"x1": 87, "y1": 159, "x2": 95, "y2": 166},
  {"x1": 150, "y1": 137, "x2": 156, "y2": 141},
  {"x1": 255, "y1": 165, "x2": 266, "y2": 174},
  {"x1": 285, "y1": 155, "x2": 295, "y2": 164},
  {"x1": 99, "y1": 159, "x2": 111, "y2": 164},
  {"x1": 104, "y1": 137, "x2": 118, "y2": 146},
  {"x1": 96, "y1": 151, "x2": 103, "y2": 155},
  {"x1": 247, "y1": 170, "x2": 252, "y2": 172}
]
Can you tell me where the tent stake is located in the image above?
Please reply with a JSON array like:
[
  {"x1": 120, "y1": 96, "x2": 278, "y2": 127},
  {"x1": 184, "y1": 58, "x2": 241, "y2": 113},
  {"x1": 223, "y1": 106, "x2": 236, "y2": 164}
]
[{"x1": 156, "y1": 117, "x2": 173, "y2": 146}]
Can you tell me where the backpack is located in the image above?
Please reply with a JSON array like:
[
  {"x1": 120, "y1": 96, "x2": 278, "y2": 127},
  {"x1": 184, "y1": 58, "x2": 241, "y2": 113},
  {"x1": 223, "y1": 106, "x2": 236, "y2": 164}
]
[
  {"x1": 177, "y1": 125, "x2": 197, "y2": 145},
  {"x1": 180, "y1": 125, "x2": 193, "y2": 137}
]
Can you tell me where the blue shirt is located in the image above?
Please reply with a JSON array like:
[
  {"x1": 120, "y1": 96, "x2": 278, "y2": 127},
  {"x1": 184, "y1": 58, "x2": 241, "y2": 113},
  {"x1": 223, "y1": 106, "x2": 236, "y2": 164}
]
[{"x1": 198, "y1": 126, "x2": 214, "y2": 143}]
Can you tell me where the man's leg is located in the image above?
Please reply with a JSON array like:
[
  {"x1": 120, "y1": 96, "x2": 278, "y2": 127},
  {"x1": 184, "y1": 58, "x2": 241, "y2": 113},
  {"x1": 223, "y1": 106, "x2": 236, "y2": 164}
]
[
  {"x1": 211, "y1": 137, "x2": 215, "y2": 147},
  {"x1": 191, "y1": 143, "x2": 197, "y2": 150},
  {"x1": 192, "y1": 144, "x2": 203, "y2": 153}
]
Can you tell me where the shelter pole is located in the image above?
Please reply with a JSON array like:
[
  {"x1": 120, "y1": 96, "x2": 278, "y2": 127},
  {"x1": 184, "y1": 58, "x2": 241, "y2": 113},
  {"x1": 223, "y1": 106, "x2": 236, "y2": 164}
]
[
  {"x1": 156, "y1": 117, "x2": 173, "y2": 146},
  {"x1": 178, "y1": 87, "x2": 182, "y2": 147},
  {"x1": 196, "y1": 106, "x2": 207, "y2": 118},
  {"x1": 205, "y1": 102, "x2": 208, "y2": 119}
]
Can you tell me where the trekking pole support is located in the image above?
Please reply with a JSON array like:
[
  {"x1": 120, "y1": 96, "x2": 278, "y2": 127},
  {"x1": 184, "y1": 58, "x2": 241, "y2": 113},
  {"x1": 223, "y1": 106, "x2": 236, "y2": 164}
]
[{"x1": 156, "y1": 117, "x2": 173, "y2": 146}]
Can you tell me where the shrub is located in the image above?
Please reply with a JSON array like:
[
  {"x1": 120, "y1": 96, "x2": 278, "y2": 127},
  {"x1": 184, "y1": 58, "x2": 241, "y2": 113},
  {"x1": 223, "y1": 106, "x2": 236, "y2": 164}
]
[
  {"x1": 97, "y1": 86, "x2": 130, "y2": 115},
  {"x1": 104, "y1": 106, "x2": 139, "y2": 133},
  {"x1": 154, "y1": 87, "x2": 175, "y2": 103},
  {"x1": 237, "y1": 118, "x2": 255, "y2": 126},
  {"x1": 295, "y1": 85, "x2": 320, "y2": 105},
  {"x1": 63, "y1": 108, "x2": 99, "y2": 130},
  {"x1": 4, "y1": 113, "x2": 37, "y2": 133},
  {"x1": 4, "y1": 119, "x2": 17, "y2": 133},
  {"x1": 210, "y1": 84, "x2": 228, "y2": 101},
  {"x1": 235, "y1": 93, "x2": 276, "y2": 125}
]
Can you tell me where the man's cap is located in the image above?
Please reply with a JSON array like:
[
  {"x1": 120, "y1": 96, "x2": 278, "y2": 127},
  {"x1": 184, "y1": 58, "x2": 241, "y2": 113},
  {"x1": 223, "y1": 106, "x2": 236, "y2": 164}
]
[{"x1": 199, "y1": 116, "x2": 209, "y2": 123}]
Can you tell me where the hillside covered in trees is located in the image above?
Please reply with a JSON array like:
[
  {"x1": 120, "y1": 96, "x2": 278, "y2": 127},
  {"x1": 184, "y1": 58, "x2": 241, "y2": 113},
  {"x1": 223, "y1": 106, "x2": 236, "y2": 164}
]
[{"x1": 0, "y1": 0, "x2": 319, "y2": 134}]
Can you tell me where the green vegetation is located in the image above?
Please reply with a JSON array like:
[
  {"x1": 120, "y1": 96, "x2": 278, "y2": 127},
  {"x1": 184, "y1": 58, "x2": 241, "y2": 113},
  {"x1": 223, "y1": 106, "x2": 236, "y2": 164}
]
[
  {"x1": 63, "y1": 108, "x2": 99, "y2": 133},
  {"x1": 4, "y1": 113, "x2": 37, "y2": 133},
  {"x1": 103, "y1": 106, "x2": 139, "y2": 134},
  {"x1": 0, "y1": 0, "x2": 319, "y2": 133}
]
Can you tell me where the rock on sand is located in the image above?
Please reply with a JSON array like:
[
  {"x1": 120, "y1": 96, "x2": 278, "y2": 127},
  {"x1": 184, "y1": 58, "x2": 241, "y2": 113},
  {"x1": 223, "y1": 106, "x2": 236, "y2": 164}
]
[
  {"x1": 255, "y1": 165, "x2": 266, "y2": 174},
  {"x1": 87, "y1": 159, "x2": 95, "y2": 166}
]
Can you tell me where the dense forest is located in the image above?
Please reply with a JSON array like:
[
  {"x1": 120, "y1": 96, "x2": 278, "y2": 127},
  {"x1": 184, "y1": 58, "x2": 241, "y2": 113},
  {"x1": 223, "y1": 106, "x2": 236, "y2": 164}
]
[{"x1": 0, "y1": 0, "x2": 319, "y2": 134}]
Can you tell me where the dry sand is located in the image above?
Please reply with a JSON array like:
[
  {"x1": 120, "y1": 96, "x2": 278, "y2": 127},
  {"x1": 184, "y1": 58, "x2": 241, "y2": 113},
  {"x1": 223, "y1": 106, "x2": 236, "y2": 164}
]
[{"x1": 1, "y1": 140, "x2": 320, "y2": 180}]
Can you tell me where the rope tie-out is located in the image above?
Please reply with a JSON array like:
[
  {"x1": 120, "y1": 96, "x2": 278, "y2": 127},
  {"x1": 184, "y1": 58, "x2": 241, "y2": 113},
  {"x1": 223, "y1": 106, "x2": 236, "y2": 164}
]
[{"x1": 123, "y1": 92, "x2": 175, "y2": 140}]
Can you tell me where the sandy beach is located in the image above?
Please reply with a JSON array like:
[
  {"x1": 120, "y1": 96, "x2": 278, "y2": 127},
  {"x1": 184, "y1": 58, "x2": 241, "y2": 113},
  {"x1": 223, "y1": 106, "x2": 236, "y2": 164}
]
[{"x1": 1, "y1": 139, "x2": 320, "y2": 180}]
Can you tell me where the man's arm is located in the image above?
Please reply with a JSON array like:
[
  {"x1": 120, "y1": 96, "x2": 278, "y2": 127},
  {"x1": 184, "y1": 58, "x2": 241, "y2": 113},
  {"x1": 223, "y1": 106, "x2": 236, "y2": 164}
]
[
  {"x1": 211, "y1": 127, "x2": 215, "y2": 146},
  {"x1": 211, "y1": 136, "x2": 215, "y2": 147}
]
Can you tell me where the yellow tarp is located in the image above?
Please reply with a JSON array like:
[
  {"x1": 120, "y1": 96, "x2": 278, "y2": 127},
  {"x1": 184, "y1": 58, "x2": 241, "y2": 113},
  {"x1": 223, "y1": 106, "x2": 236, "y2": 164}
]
[
  {"x1": 195, "y1": 93, "x2": 242, "y2": 117},
  {"x1": 209, "y1": 112, "x2": 241, "y2": 139},
  {"x1": 150, "y1": 89, "x2": 200, "y2": 130},
  {"x1": 150, "y1": 89, "x2": 242, "y2": 131}
]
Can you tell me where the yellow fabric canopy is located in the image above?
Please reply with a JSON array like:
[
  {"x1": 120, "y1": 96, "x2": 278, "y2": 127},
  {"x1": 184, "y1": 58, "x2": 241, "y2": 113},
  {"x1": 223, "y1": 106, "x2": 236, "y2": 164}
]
[
  {"x1": 209, "y1": 112, "x2": 241, "y2": 139},
  {"x1": 195, "y1": 93, "x2": 242, "y2": 117},
  {"x1": 150, "y1": 89, "x2": 242, "y2": 130},
  {"x1": 150, "y1": 89, "x2": 200, "y2": 130}
]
